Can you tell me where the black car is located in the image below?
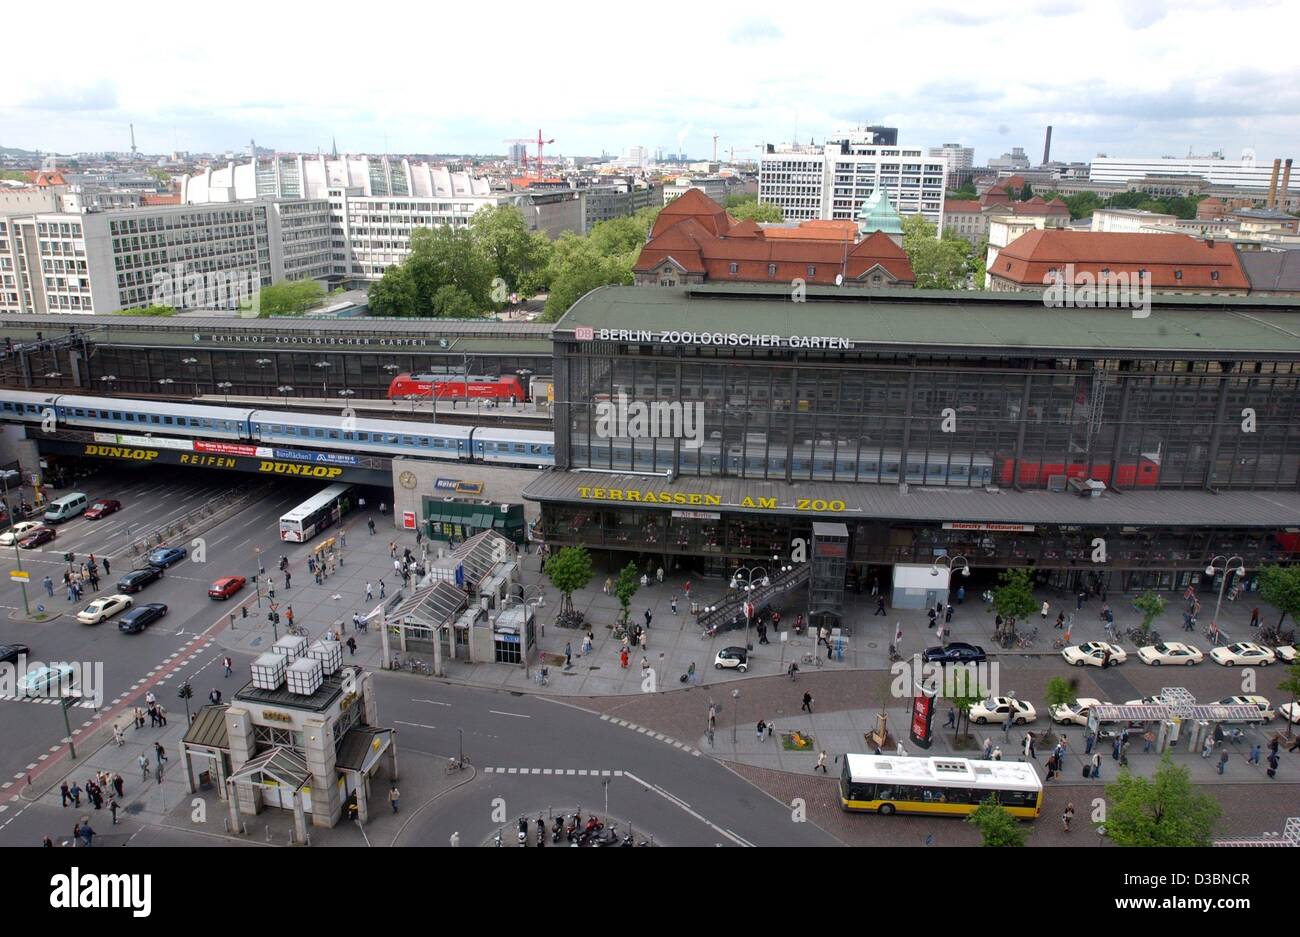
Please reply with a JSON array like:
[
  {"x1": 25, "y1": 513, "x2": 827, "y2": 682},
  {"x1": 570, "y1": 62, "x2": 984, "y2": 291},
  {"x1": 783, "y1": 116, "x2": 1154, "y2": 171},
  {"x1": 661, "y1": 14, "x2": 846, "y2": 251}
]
[
  {"x1": 0, "y1": 643, "x2": 31, "y2": 665},
  {"x1": 118, "y1": 603, "x2": 167, "y2": 634},
  {"x1": 921, "y1": 642, "x2": 987, "y2": 664},
  {"x1": 117, "y1": 566, "x2": 163, "y2": 593}
]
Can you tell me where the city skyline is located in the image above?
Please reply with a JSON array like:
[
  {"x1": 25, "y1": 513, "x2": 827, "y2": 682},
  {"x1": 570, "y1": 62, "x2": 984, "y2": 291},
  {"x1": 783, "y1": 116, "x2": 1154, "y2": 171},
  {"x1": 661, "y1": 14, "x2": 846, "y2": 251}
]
[{"x1": 4, "y1": 0, "x2": 1298, "y2": 164}]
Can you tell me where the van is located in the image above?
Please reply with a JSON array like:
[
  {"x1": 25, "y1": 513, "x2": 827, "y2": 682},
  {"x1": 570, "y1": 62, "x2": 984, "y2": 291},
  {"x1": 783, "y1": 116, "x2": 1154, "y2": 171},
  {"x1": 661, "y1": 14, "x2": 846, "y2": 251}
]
[{"x1": 44, "y1": 492, "x2": 88, "y2": 524}]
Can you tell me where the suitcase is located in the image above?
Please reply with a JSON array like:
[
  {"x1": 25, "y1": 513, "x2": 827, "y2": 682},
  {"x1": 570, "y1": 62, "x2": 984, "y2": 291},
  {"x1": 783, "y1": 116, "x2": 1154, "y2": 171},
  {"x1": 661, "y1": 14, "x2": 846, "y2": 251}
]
[{"x1": 1082, "y1": 765, "x2": 1091, "y2": 779}]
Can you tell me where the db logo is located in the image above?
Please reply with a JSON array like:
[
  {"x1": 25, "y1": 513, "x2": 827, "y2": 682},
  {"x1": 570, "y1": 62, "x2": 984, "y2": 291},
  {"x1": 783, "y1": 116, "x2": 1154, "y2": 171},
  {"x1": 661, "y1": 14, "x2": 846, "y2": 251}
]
[{"x1": 575, "y1": 327, "x2": 594, "y2": 341}]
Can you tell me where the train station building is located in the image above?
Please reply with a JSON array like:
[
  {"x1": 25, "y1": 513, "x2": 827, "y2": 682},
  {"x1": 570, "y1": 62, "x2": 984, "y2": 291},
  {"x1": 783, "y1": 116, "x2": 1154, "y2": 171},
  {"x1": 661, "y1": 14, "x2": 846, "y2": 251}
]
[{"x1": 525, "y1": 284, "x2": 1300, "y2": 620}]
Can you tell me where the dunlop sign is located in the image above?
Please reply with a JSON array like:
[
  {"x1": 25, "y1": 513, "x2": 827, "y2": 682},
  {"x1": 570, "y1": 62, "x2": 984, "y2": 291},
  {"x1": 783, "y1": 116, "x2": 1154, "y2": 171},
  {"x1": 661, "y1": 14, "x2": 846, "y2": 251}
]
[
  {"x1": 258, "y1": 461, "x2": 344, "y2": 478},
  {"x1": 83, "y1": 444, "x2": 159, "y2": 461}
]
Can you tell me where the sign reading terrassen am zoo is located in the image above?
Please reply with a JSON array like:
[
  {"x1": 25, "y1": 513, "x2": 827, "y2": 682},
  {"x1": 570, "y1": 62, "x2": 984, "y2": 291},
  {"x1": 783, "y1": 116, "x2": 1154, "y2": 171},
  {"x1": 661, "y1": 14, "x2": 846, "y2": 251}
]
[
  {"x1": 576, "y1": 328, "x2": 855, "y2": 349},
  {"x1": 576, "y1": 486, "x2": 849, "y2": 513}
]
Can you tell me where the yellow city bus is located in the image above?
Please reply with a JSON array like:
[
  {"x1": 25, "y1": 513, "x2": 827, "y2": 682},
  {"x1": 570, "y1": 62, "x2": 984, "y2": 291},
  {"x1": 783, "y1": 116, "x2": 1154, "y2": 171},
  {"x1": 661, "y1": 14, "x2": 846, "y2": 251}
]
[{"x1": 839, "y1": 754, "x2": 1042, "y2": 819}]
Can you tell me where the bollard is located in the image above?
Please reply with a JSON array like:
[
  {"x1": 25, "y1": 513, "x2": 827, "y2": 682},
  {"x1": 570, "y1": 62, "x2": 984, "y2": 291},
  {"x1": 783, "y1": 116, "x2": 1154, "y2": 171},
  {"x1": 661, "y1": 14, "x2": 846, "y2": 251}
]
[{"x1": 266, "y1": 825, "x2": 272, "y2": 842}]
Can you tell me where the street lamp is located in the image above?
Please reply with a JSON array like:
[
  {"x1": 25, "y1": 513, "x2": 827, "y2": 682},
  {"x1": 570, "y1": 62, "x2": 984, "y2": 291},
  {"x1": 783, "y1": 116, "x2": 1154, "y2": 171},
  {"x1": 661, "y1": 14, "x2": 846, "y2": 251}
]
[
  {"x1": 254, "y1": 358, "x2": 273, "y2": 396},
  {"x1": 729, "y1": 565, "x2": 769, "y2": 651},
  {"x1": 217, "y1": 381, "x2": 232, "y2": 404},
  {"x1": 338, "y1": 389, "x2": 355, "y2": 402},
  {"x1": 277, "y1": 385, "x2": 294, "y2": 402},
  {"x1": 181, "y1": 357, "x2": 200, "y2": 397},
  {"x1": 0, "y1": 470, "x2": 30, "y2": 616},
  {"x1": 731, "y1": 688, "x2": 740, "y2": 744},
  {"x1": 930, "y1": 554, "x2": 971, "y2": 578},
  {"x1": 314, "y1": 360, "x2": 331, "y2": 397},
  {"x1": 1205, "y1": 555, "x2": 1245, "y2": 644},
  {"x1": 99, "y1": 374, "x2": 117, "y2": 395},
  {"x1": 157, "y1": 378, "x2": 174, "y2": 393}
]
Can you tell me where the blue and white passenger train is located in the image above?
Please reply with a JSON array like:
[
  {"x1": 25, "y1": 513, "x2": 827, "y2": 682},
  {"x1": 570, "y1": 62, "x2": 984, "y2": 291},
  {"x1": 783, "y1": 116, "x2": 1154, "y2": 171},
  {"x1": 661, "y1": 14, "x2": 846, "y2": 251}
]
[{"x1": 0, "y1": 391, "x2": 557, "y2": 468}]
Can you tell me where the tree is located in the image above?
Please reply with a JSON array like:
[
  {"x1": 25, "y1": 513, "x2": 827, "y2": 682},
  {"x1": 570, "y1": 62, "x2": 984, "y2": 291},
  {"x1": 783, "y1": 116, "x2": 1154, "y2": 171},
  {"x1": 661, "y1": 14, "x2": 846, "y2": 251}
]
[
  {"x1": 1278, "y1": 660, "x2": 1300, "y2": 739},
  {"x1": 113, "y1": 304, "x2": 176, "y2": 317},
  {"x1": 992, "y1": 568, "x2": 1037, "y2": 630},
  {"x1": 0, "y1": 169, "x2": 27, "y2": 182},
  {"x1": 543, "y1": 547, "x2": 593, "y2": 621},
  {"x1": 540, "y1": 233, "x2": 634, "y2": 322},
  {"x1": 367, "y1": 264, "x2": 418, "y2": 316},
  {"x1": 901, "y1": 214, "x2": 976, "y2": 289},
  {"x1": 469, "y1": 204, "x2": 552, "y2": 299},
  {"x1": 613, "y1": 561, "x2": 640, "y2": 627},
  {"x1": 367, "y1": 225, "x2": 494, "y2": 317},
  {"x1": 966, "y1": 795, "x2": 1028, "y2": 846},
  {"x1": 946, "y1": 184, "x2": 977, "y2": 201},
  {"x1": 148, "y1": 167, "x2": 171, "y2": 187},
  {"x1": 256, "y1": 279, "x2": 324, "y2": 317},
  {"x1": 1041, "y1": 676, "x2": 1076, "y2": 744},
  {"x1": 728, "y1": 198, "x2": 783, "y2": 223},
  {"x1": 1100, "y1": 754, "x2": 1221, "y2": 846},
  {"x1": 1132, "y1": 590, "x2": 1164, "y2": 635},
  {"x1": 950, "y1": 684, "x2": 983, "y2": 743},
  {"x1": 1058, "y1": 191, "x2": 1105, "y2": 220},
  {"x1": 1256, "y1": 565, "x2": 1300, "y2": 629},
  {"x1": 1018, "y1": 183, "x2": 1034, "y2": 201}
]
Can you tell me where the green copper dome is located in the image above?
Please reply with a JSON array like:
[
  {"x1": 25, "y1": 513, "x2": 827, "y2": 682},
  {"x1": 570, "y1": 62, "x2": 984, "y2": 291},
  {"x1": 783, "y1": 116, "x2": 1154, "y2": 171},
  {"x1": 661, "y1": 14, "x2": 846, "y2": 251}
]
[{"x1": 857, "y1": 187, "x2": 902, "y2": 236}]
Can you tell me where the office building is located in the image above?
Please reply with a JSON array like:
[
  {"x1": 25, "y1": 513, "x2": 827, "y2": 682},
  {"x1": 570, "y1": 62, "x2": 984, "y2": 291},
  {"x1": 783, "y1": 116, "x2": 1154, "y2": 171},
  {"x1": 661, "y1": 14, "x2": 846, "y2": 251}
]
[
  {"x1": 663, "y1": 175, "x2": 729, "y2": 205},
  {"x1": 930, "y1": 144, "x2": 974, "y2": 172},
  {"x1": 1089, "y1": 152, "x2": 1287, "y2": 188}
]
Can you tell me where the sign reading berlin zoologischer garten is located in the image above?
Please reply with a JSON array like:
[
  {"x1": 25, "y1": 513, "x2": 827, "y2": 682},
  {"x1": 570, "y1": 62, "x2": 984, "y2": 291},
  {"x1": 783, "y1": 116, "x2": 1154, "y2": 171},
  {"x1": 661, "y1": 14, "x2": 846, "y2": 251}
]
[{"x1": 577, "y1": 328, "x2": 854, "y2": 349}]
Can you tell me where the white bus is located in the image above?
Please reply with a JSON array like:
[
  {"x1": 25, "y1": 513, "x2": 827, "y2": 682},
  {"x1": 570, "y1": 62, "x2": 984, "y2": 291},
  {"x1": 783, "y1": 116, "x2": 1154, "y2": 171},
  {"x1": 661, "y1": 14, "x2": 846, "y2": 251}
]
[
  {"x1": 839, "y1": 754, "x2": 1042, "y2": 818},
  {"x1": 279, "y1": 484, "x2": 356, "y2": 543}
]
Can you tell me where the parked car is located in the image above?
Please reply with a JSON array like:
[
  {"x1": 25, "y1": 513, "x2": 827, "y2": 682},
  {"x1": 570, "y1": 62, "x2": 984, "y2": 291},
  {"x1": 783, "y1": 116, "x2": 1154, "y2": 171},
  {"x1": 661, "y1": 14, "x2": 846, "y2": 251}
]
[
  {"x1": 1209, "y1": 642, "x2": 1276, "y2": 667},
  {"x1": 17, "y1": 663, "x2": 77, "y2": 696},
  {"x1": 147, "y1": 545, "x2": 188, "y2": 568},
  {"x1": 1273, "y1": 644, "x2": 1298, "y2": 663},
  {"x1": 1049, "y1": 697, "x2": 1107, "y2": 727},
  {"x1": 117, "y1": 566, "x2": 164, "y2": 594},
  {"x1": 76, "y1": 594, "x2": 133, "y2": 625},
  {"x1": 1137, "y1": 641, "x2": 1204, "y2": 666},
  {"x1": 921, "y1": 642, "x2": 987, "y2": 664},
  {"x1": 207, "y1": 576, "x2": 247, "y2": 600},
  {"x1": 1124, "y1": 695, "x2": 1171, "y2": 707},
  {"x1": 713, "y1": 646, "x2": 749, "y2": 672},
  {"x1": 0, "y1": 643, "x2": 31, "y2": 665},
  {"x1": 18, "y1": 526, "x2": 56, "y2": 548},
  {"x1": 969, "y1": 697, "x2": 1037, "y2": 725},
  {"x1": 83, "y1": 498, "x2": 122, "y2": 520},
  {"x1": 1212, "y1": 695, "x2": 1276, "y2": 721},
  {"x1": 1062, "y1": 641, "x2": 1127, "y2": 668},
  {"x1": 1280, "y1": 702, "x2": 1300, "y2": 725},
  {"x1": 118, "y1": 603, "x2": 168, "y2": 634},
  {"x1": 0, "y1": 521, "x2": 41, "y2": 546}
]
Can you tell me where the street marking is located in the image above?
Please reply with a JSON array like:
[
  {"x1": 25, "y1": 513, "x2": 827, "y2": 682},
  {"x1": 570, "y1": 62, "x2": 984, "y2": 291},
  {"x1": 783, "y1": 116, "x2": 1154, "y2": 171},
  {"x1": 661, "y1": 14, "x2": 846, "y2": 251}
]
[
  {"x1": 411, "y1": 699, "x2": 450, "y2": 707},
  {"x1": 393, "y1": 720, "x2": 437, "y2": 731},
  {"x1": 488, "y1": 710, "x2": 530, "y2": 719},
  {"x1": 623, "y1": 770, "x2": 749, "y2": 847}
]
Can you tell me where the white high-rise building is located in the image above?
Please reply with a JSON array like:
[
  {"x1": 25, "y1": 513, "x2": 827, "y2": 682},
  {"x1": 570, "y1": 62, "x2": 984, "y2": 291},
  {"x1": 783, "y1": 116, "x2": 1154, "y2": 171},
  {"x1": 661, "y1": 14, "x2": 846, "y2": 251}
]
[
  {"x1": 1089, "y1": 151, "x2": 1281, "y2": 188},
  {"x1": 759, "y1": 132, "x2": 947, "y2": 225},
  {"x1": 929, "y1": 144, "x2": 974, "y2": 172}
]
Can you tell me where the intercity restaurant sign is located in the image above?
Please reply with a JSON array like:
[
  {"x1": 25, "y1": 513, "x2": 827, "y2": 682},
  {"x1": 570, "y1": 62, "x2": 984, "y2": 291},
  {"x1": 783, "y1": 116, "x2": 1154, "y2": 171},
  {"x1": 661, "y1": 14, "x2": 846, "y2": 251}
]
[
  {"x1": 575, "y1": 328, "x2": 855, "y2": 350},
  {"x1": 942, "y1": 522, "x2": 1036, "y2": 532},
  {"x1": 195, "y1": 332, "x2": 431, "y2": 347},
  {"x1": 577, "y1": 485, "x2": 850, "y2": 513}
]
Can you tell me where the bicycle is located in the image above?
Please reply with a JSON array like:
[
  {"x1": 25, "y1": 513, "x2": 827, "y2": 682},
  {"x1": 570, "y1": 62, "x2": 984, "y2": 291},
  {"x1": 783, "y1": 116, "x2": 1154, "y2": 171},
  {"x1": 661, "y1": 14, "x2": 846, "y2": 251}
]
[
  {"x1": 287, "y1": 624, "x2": 308, "y2": 638},
  {"x1": 445, "y1": 754, "x2": 471, "y2": 774}
]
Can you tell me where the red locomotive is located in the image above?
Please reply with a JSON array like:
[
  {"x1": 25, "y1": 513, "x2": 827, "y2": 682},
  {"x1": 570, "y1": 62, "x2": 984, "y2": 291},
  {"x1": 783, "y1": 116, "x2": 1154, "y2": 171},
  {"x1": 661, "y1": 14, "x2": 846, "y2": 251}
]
[
  {"x1": 387, "y1": 373, "x2": 525, "y2": 401},
  {"x1": 995, "y1": 455, "x2": 1160, "y2": 487}
]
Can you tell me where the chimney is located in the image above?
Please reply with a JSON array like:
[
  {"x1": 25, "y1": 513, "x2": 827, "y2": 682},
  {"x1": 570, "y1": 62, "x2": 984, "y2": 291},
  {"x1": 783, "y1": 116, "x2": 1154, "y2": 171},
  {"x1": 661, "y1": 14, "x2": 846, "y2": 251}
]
[
  {"x1": 1266, "y1": 158, "x2": 1281, "y2": 208},
  {"x1": 1042, "y1": 126, "x2": 1053, "y2": 166},
  {"x1": 1279, "y1": 158, "x2": 1293, "y2": 210}
]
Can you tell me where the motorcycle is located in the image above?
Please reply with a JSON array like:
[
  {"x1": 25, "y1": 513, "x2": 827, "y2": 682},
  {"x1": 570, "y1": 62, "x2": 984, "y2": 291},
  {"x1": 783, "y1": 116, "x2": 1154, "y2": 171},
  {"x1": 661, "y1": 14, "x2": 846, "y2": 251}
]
[
  {"x1": 590, "y1": 823, "x2": 620, "y2": 847},
  {"x1": 493, "y1": 830, "x2": 502, "y2": 847},
  {"x1": 517, "y1": 816, "x2": 528, "y2": 847},
  {"x1": 551, "y1": 816, "x2": 564, "y2": 843},
  {"x1": 536, "y1": 816, "x2": 546, "y2": 848},
  {"x1": 565, "y1": 813, "x2": 581, "y2": 842}
]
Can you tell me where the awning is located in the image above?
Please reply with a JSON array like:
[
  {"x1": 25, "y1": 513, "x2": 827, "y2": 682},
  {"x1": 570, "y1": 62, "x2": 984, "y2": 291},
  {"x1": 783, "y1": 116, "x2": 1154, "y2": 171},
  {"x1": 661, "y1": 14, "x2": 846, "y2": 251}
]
[
  {"x1": 335, "y1": 727, "x2": 394, "y2": 773},
  {"x1": 228, "y1": 747, "x2": 311, "y2": 790},
  {"x1": 182, "y1": 704, "x2": 230, "y2": 751},
  {"x1": 1091, "y1": 703, "x2": 1267, "y2": 723}
]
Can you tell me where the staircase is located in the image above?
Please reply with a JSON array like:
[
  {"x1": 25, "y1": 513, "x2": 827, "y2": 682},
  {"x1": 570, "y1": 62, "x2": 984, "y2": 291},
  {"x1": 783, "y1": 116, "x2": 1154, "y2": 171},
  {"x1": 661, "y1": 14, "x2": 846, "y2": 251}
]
[{"x1": 698, "y1": 564, "x2": 811, "y2": 630}]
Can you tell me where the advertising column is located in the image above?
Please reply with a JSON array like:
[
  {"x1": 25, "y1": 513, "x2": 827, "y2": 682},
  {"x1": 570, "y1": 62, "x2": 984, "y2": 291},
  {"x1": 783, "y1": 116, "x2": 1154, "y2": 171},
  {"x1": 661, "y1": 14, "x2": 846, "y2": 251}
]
[{"x1": 910, "y1": 681, "x2": 936, "y2": 750}]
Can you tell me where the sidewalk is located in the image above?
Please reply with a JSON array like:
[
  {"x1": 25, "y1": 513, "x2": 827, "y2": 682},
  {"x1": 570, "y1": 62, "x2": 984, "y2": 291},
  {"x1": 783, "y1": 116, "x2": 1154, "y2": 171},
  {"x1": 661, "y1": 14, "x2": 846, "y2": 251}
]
[{"x1": 214, "y1": 516, "x2": 1291, "y2": 698}]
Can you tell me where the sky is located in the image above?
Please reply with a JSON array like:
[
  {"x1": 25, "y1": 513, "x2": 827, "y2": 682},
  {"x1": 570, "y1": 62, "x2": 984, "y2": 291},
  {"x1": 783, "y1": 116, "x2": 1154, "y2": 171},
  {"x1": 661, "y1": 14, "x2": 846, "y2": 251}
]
[{"x1": 4, "y1": 0, "x2": 1299, "y2": 166}]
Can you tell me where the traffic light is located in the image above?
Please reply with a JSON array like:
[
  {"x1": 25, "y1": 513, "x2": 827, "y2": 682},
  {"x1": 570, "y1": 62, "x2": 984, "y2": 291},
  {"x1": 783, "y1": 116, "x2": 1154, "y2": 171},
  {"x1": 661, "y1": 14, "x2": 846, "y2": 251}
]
[
  {"x1": 64, "y1": 552, "x2": 74, "y2": 564},
  {"x1": 177, "y1": 682, "x2": 193, "y2": 701},
  {"x1": 240, "y1": 606, "x2": 247, "y2": 618}
]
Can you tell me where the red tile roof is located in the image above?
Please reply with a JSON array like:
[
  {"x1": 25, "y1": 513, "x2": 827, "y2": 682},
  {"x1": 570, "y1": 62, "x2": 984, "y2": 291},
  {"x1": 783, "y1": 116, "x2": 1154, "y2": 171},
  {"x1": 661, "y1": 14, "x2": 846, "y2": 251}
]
[
  {"x1": 762, "y1": 219, "x2": 858, "y2": 241},
  {"x1": 141, "y1": 194, "x2": 180, "y2": 206},
  {"x1": 991, "y1": 230, "x2": 1249, "y2": 291},
  {"x1": 944, "y1": 200, "x2": 984, "y2": 214},
  {"x1": 636, "y1": 191, "x2": 913, "y2": 284}
]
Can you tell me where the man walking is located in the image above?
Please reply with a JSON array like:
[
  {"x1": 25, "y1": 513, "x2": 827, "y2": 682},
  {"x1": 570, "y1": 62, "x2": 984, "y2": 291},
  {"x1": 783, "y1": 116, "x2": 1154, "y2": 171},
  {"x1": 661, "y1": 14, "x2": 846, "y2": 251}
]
[
  {"x1": 801, "y1": 691, "x2": 813, "y2": 713},
  {"x1": 138, "y1": 754, "x2": 149, "y2": 781},
  {"x1": 944, "y1": 706, "x2": 956, "y2": 728},
  {"x1": 60, "y1": 782, "x2": 70, "y2": 807},
  {"x1": 388, "y1": 786, "x2": 400, "y2": 814},
  {"x1": 43, "y1": 575, "x2": 53, "y2": 597},
  {"x1": 1090, "y1": 752, "x2": 1102, "y2": 779},
  {"x1": 644, "y1": 608, "x2": 652, "y2": 628},
  {"x1": 365, "y1": 581, "x2": 373, "y2": 601},
  {"x1": 1062, "y1": 802, "x2": 1075, "y2": 833},
  {"x1": 815, "y1": 750, "x2": 829, "y2": 774},
  {"x1": 875, "y1": 596, "x2": 886, "y2": 616},
  {"x1": 223, "y1": 656, "x2": 233, "y2": 678},
  {"x1": 564, "y1": 642, "x2": 572, "y2": 668},
  {"x1": 103, "y1": 557, "x2": 110, "y2": 576}
]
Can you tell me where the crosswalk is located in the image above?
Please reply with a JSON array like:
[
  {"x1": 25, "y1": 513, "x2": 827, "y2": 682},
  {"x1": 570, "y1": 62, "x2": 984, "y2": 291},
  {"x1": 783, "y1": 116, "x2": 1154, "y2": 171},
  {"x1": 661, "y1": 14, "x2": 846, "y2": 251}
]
[
  {"x1": 0, "y1": 696, "x2": 97, "y2": 708},
  {"x1": 599, "y1": 714, "x2": 702, "y2": 757},
  {"x1": 483, "y1": 767, "x2": 625, "y2": 777}
]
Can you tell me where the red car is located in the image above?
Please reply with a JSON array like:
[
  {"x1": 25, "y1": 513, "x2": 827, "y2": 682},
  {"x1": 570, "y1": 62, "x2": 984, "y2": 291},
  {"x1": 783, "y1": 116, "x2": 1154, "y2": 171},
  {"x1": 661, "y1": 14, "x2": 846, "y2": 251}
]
[
  {"x1": 18, "y1": 526, "x2": 56, "y2": 548},
  {"x1": 83, "y1": 499, "x2": 122, "y2": 520},
  {"x1": 207, "y1": 576, "x2": 246, "y2": 600}
]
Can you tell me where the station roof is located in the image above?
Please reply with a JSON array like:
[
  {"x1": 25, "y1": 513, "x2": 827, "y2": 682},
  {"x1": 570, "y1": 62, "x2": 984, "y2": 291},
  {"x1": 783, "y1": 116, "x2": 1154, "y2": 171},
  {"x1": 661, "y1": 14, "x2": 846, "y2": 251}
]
[
  {"x1": 555, "y1": 285, "x2": 1300, "y2": 358},
  {"x1": 1091, "y1": 703, "x2": 1268, "y2": 722},
  {"x1": 523, "y1": 470, "x2": 1300, "y2": 527}
]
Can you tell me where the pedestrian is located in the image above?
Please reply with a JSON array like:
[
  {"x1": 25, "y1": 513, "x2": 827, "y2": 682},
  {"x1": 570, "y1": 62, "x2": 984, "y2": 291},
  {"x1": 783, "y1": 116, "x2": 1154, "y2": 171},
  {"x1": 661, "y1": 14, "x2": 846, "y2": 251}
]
[
  {"x1": 991, "y1": 747, "x2": 1002, "y2": 761},
  {"x1": 756, "y1": 719, "x2": 766, "y2": 741},
  {"x1": 944, "y1": 706, "x2": 955, "y2": 728},
  {"x1": 1201, "y1": 736, "x2": 1214, "y2": 759},
  {"x1": 284, "y1": 571, "x2": 291, "y2": 590},
  {"x1": 1290, "y1": 736, "x2": 1300, "y2": 754},
  {"x1": 1218, "y1": 751, "x2": 1229, "y2": 775},
  {"x1": 346, "y1": 636, "x2": 356, "y2": 656},
  {"x1": 154, "y1": 742, "x2": 167, "y2": 768},
  {"x1": 223, "y1": 656, "x2": 232, "y2": 678},
  {"x1": 644, "y1": 608, "x2": 652, "y2": 628},
  {"x1": 1090, "y1": 752, "x2": 1102, "y2": 779},
  {"x1": 1120, "y1": 738, "x2": 1130, "y2": 766},
  {"x1": 1248, "y1": 743, "x2": 1262, "y2": 765},
  {"x1": 815, "y1": 751, "x2": 828, "y2": 774},
  {"x1": 109, "y1": 799, "x2": 119, "y2": 825},
  {"x1": 157, "y1": 706, "x2": 167, "y2": 726},
  {"x1": 944, "y1": 604, "x2": 953, "y2": 624},
  {"x1": 103, "y1": 557, "x2": 110, "y2": 575},
  {"x1": 1040, "y1": 600, "x2": 1049, "y2": 621},
  {"x1": 113, "y1": 774, "x2": 124, "y2": 799},
  {"x1": 1024, "y1": 732, "x2": 1036, "y2": 760},
  {"x1": 640, "y1": 573, "x2": 648, "y2": 590},
  {"x1": 957, "y1": 585, "x2": 965, "y2": 604},
  {"x1": 112, "y1": 724, "x2": 124, "y2": 747},
  {"x1": 801, "y1": 691, "x2": 813, "y2": 713},
  {"x1": 656, "y1": 566, "x2": 664, "y2": 584},
  {"x1": 927, "y1": 607, "x2": 936, "y2": 629},
  {"x1": 1249, "y1": 607, "x2": 1260, "y2": 628},
  {"x1": 580, "y1": 634, "x2": 592, "y2": 656},
  {"x1": 134, "y1": 707, "x2": 145, "y2": 730},
  {"x1": 209, "y1": 688, "x2": 222, "y2": 705},
  {"x1": 1085, "y1": 731, "x2": 1095, "y2": 755},
  {"x1": 640, "y1": 627, "x2": 648, "y2": 650},
  {"x1": 60, "y1": 781, "x2": 70, "y2": 807},
  {"x1": 982, "y1": 738, "x2": 993, "y2": 760},
  {"x1": 80, "y1": 823, "x2": 95, "y2": 848},
  {"x1": 365, "y1": 581, "x2": 373, "y2": 601},
  {"x1": 1142, "y1": 731, "x2": 1154, "y2": 754},
  {"x1": 379, "y1": 579, "x2": 386, "y2": 599},
  {"x1": 138, "y1": 754, "x2": 149, "y2": 781},
  {"x1": 603, "y1": 576, "x2": 611, "y2": 595},
  {"x1": 1003, "y1": 712, "x2": 1013, "y2": 740},
  {"x1": 368, "y1": 518, "x2": 375, "y2": 535},
  {"x1": 671, "y1": 596, "x2": 678, "y2": 615},
  {"x1": 875, "y1": 596, "x2": 886, "y2": 616},
  {"x1": 389, "y1": 541, "x2": 397, "y2": 559},
  {"x1": 1055, "y1": 611, "x2": 1065, "y2": 629},
  {"x1": 388, "y1": 786, "x2": 400, "y2": 814},
  {"x1": 1062, "y1": 802, "x2": 1075, "y2": 832},
  {"x1": 1077, "y1": 590, "x2": 1085, "y2": 611},
  {"x1": 564, "y1": 642, "x2": 572, "y2": 667},
  {"x1": 639, "y1": 655, "x2": 649, "y2": 673},
  {"x1": 43, "y1": 575, "x2": 53, "y2": 597},
  {"x1": 619, "y1": 648, "x2": 629, "y2": 669}
]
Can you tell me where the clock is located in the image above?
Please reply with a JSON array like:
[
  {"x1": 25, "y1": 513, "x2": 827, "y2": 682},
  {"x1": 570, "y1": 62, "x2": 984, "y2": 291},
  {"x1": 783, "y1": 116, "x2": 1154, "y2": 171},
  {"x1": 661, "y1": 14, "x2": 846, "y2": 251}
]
[{"x1": 399, "y1": 470, "x2": 417, "y2": 490}]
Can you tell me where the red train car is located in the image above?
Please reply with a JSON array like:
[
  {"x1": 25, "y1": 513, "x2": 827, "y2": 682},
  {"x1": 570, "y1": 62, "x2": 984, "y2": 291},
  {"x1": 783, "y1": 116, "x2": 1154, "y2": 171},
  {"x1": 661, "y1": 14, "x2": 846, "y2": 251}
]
[
  {"x1": 995, "y1": 456, "x2": 1160, "y2": 488},
  {"x1": 387, "y1": 373, "x2": 525, "y2": 401}
]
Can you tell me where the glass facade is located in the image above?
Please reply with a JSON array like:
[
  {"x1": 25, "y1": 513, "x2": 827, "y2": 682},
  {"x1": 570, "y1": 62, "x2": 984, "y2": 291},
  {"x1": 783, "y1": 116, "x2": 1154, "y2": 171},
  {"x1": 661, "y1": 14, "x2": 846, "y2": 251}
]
[{"x1": 561, "y1": 344, "x2": 1300, "y2": 491}]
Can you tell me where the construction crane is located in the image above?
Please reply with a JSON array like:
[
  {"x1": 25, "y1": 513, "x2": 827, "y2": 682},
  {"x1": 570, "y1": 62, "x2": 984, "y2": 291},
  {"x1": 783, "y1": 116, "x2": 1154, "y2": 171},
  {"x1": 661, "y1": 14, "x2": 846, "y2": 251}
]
[
  {"x1": 712, "y1": 132, "x2": 718, "y2": 162},
  {"x1": 503, "y1": 130, "x2": 555, "y2": 179},
  {"x1": 533, "y1": 128, "x2": 554, "y2": 178}
]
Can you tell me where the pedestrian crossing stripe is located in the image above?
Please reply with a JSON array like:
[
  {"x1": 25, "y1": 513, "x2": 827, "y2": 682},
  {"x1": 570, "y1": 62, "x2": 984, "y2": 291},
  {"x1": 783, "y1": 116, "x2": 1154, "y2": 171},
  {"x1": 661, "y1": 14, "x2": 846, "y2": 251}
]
[
  {"x1": 598, "y1": 714, "x2": 702, "y2": 756},
  {"x1": 0, "y1": 696, "x2": 96, "y2": 708},
  {"x1": 483, "y1": 767, "x2": 624, "y2": 777}
]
